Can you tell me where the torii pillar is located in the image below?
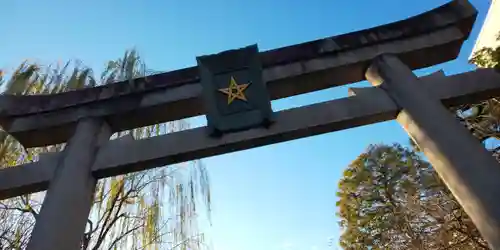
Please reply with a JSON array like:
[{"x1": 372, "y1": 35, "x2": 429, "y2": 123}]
[
  {"x1": 366, "y1": 54, "x2": 500, "y2": 249},
  {"x1": 27, "y1": 118, "x2": 111, "y2": 250}
]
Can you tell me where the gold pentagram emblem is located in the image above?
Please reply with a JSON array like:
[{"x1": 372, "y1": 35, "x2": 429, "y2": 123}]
[{"x1": 218, "y1": 76, "x2": 250, "y2": 105}]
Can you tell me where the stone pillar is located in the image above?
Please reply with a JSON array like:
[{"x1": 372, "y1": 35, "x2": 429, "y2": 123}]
[
  {"x1": 27, "y1": 118, "x2": 111, "y2": 250},
  {"x1": 366, "y1": 54, "x2": 500, "y2": 249}
]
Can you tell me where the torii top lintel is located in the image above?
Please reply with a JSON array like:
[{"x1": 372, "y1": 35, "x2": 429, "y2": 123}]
[{"x1": 0, "y1": 0, "x2": 477, "y2": 147}]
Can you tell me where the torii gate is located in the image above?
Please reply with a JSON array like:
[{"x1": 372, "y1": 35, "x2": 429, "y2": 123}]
[{"x1": 1, "y1": 0, "x2": 500, "y2": 249}]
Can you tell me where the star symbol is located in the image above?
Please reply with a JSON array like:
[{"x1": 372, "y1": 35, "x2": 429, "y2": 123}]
[{"x1": 218, "y1": 76, "x2": 250, "y2": 105}]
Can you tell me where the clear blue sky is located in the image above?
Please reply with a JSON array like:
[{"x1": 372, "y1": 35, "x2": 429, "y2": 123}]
[{"x1": 1, "y1": 0, "x2": 491, "y2": 249}]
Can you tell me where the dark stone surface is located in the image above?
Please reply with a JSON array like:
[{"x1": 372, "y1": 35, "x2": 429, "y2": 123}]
[
  {"x1": 0, "y1": 0, "x2": 476, "y2": 117},
  {"x1": 0, "y1": 0, "x2": 478, "y2": 147},
  {"x1": 3, "y1": 68, "x2": 500, "y2": 199},
  {"x1": 197, "y1": 45, "x2": 273, "y2": 135},
  {"x1": 91, "y1": 69, "x2": 500, "y2": 179}
]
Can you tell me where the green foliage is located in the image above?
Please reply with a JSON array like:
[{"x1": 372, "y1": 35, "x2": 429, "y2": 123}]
[
  {"x1": 337, "y1": 144, "x2": 488, "y2": 250},
  {"x1": 0, "y1": 50, "x2": 211, "y2": 250},
  {"x1": 338, "y1": 31, "x2": 500, "y2": 250},
  {"x1": 462, "y1": 31, "x2": 500, "y2": 159},
  {"x1": 469, "y1": 32, "x2": 500, "y2": 70}
]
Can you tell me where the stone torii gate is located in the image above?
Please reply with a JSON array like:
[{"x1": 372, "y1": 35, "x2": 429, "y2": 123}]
[{"x1": 1, "y1": 0, "x2": 500, "y2": 249}]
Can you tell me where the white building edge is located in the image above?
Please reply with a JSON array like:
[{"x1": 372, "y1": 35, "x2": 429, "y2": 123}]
[{"x1": 470, "y1": 0, "x2": 500, "y2": 57}]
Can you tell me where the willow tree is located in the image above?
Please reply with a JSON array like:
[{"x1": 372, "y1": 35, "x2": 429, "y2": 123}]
[{"x1": 0, "y1": 50, "x2": 211, "y2": 250}]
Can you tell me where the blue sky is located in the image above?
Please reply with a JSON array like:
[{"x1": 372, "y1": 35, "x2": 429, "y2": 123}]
[{"x1": 1, "y1": 0, "x2": 492, "y2": 249}]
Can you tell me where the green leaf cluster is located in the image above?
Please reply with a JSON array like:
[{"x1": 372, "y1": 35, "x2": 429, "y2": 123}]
[{"x1": 337, "y1": 144, "x2": 488, "y2": 250}]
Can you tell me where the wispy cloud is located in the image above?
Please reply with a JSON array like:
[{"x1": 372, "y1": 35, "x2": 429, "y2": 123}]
[{"x1": 280, "y1": 240, "x2": 295, "y2": 250}]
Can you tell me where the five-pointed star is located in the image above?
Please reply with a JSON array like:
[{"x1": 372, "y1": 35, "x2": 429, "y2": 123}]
[{"x1": 218, "y1": 76, "x2": 250, "y2": 105}]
